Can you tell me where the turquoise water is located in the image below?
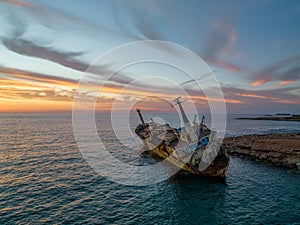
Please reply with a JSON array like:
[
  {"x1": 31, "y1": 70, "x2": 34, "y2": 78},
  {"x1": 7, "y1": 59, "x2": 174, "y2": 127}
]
[{"x1": 0, "y1": 114, "x2": 299, "y2": 224}]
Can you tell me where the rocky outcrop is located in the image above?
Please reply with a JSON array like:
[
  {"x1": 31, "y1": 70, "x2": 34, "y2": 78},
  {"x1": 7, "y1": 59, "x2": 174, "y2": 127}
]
[
  {"x1": 223, "y1": 133, "x2": 300, "y2": 169},
  {"x1": 237, "y1": 115, "x2": 300, "y2": 121}
]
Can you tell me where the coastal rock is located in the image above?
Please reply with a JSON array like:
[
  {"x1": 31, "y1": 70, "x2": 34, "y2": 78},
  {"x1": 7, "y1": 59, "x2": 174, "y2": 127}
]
[{"x1": 223, "y1": 133, "x2": 300, "y2": 169}]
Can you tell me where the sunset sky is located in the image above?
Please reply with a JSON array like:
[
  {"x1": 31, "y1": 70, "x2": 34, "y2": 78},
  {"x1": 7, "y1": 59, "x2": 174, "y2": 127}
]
[{"x1": 0, "y1": 0, "x2": 299, "y2": 113}]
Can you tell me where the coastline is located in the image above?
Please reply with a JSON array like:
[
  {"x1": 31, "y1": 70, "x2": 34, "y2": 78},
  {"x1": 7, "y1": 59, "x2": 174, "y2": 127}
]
[
  {"x1": 236, "y1": 115, "x2": 300, "y2": 122},
  {"x1": 223, "y1": 133, "x2": 300, "y2": 170}
]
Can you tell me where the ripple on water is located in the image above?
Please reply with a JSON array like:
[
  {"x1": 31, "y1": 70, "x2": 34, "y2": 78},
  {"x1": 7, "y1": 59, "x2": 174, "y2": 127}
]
[{"x1": 0, "y1": 114, "x2": 299, "y2": 224}]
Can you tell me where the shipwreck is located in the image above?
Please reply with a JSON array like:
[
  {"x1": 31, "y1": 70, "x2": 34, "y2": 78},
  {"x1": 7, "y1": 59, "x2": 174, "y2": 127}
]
[{"x1": 135, "y1": 97, "x2": 229, "y2": 177}]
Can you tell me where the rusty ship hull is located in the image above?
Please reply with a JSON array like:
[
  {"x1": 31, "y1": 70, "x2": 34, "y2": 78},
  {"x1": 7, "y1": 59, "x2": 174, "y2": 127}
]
[
  {"x1": 135, "y1": 98, "x2": 229, "y2": 178},
  {"x1": 141, "y1": 140, "x2": 229, "y2": 177}
]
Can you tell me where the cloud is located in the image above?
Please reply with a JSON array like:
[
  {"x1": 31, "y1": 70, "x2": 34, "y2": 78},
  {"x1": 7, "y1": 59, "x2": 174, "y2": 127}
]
[
  {"x1": 202, "y1": 21, "x2": 242, "y2": 72},
  {"x1": 0, "y1": 0, "x2": 33, "y2": 7},
  {"x1": 3, "y1": 38, "x2": 93, "y2": 72},
  {"x1": 204, "y1": 21, "x2": 236, "y2": 59},
  {"x1": 0, "y1": 66, "x2": 140, "y2": 100},
  {"x1": 0, "y1": 0, "x2": 128, "y2": 37},
  {"x1": 212, "y1": 60, "x2": 241, "y2": 73},
  {"x1": 1, "y1": 1, "x2": 299, "y2": 113},
  {"x1": 112, "y1": 0, "x2": 166, "y2": 40},
  {"x1": 251, "y1": 79, "x2": 269, "y2": 87},
  {"x1": 113, "y1": 4, "x2": 243, "y2": 71},
  {"x1": 0, "y1": 87, "x2": 74, "y2": 102},
  {"x1": 252, "y1": 56, "x2": 300, "y2": 86},
  {"x1": 0, "y1": 75, "x2": 75, "y2": 103},
  {"x1": 0, "y1": 67, "x2": 97, "y2": 107},
  {"x1": 2, "y1": 0, "x2": 243, "y2": 74},
  {"x1": 113, "y1": 3, "x2": 245, "y2": 73},
  {"x1": 111, "y1": 1, "x2": 190, "y2": 57},
  {"x1": 0, "y1": 66, "x2": 153, "y2": 103},
  {"x1": 1, "y1": 15, "x2": 145, "y2": 81},
  {"x1": 1, "y1": 21, "x2": 135, "y2": 82},
  {"x1": 0, "y1": 67, "x2": 78, "y2": 86},
  {"x1": 1, "y1": 65, "x2": 299, "y2": 114},
  {"x1": 276, "y1": 80, "x2": 295, "y2": 86},
  {"x1": 1, "y1": 15, "x2": 98, "y2": 73},
  {"x1": 222, "y1": 86, "x2": 300, "y2": 104}
]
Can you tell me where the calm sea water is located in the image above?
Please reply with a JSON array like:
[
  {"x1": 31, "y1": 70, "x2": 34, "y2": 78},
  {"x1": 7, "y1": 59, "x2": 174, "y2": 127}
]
[{"x1": 0, "y1": 113, "x2": 299, "y2": 224}]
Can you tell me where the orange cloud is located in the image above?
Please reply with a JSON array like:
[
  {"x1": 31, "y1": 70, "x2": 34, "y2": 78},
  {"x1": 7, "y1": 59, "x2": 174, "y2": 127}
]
[
  {"x1": 214, "y1": 60, "x2": 241, "y2": 73},
  {"x1": 191, "y1": 95, "x2": 243, "y2": 104},
  {"x1": 251, "y1": 79, "x2": 296, "y2": 87},
  {"x1": 0, "y1": 68, "x2": 77, "y2": 112},
  {"x1": 0, "y1": 67, "x2": 186, "y2": 113},
  {"x1": 213, "y1": 21, "x2": 238, "y2": 56},
  {"x1": 276, "y1": 80, "x2": 294, "y2": 86},
  {"x1": 251, "y1": 79, "x2": 269, "y2": 87},
  {"x1": 235, "y1": 93, "x2": 268, "y2": 99}
]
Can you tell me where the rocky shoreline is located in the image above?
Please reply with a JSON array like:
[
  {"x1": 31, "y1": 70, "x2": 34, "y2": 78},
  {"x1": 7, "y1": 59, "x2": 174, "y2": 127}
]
[
  {"x1": 237, "y1": 115, "x2": 300, "y2": 121},
  {"x1": 223, "y1": 133, "x2": 300, "y2": 170}
]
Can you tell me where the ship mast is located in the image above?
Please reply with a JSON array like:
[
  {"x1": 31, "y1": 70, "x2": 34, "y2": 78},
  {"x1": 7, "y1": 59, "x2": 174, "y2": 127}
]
[
  {"x1": 136, "y1": 109, "x2": 146, "y2": 127},
  {"x1": 171, "y1": 97, "x2": 197, "y2": 142}
]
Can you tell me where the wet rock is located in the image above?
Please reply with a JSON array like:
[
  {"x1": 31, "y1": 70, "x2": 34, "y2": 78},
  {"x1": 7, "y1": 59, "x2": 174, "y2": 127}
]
[{"x1": 223, "y1": 133, "x2": 300, "y2": 169}]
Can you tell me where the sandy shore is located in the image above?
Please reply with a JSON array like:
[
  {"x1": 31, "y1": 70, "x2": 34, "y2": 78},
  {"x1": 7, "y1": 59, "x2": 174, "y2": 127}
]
[{"x1": 223, "y1": 133, "x2": 300, "y2": 170}]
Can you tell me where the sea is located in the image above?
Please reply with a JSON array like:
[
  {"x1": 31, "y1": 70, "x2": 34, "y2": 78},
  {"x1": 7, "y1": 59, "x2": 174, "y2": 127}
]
[{"x1": 0, "y1": 113, "x2": 299, "y2": 224}]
